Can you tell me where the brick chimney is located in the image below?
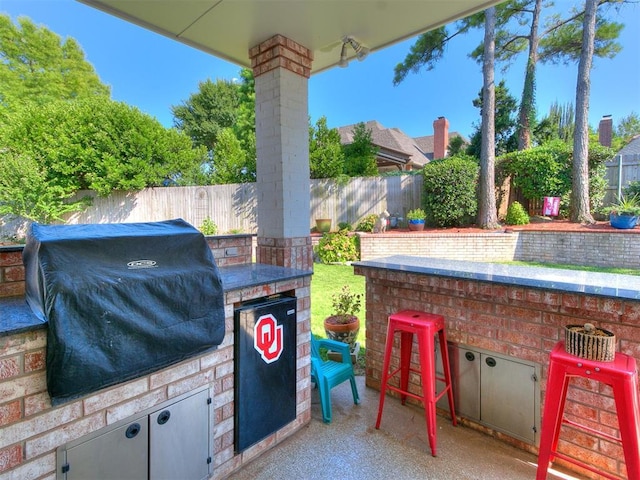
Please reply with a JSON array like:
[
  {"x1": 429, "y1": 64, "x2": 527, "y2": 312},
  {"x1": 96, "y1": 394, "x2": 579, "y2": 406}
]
[
  {"x1": 598, "y1": 115, "x2": 613, "y2": 147},
  {"x1": 433, "y1": 116, "x2": 449, "y2": 159}
]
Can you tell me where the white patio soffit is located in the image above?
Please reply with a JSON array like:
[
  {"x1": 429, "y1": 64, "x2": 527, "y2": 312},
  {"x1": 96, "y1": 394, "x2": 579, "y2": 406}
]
[{"x1": 78, "y1": 0, "x2": 502, "y2": 74}]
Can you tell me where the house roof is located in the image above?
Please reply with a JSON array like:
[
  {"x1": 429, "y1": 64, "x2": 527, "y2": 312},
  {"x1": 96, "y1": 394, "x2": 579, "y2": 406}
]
[
  {"x1": 414, "y1": 133, "x2": 467, "y2": 161},
  {"x1": 338, "y1": 120, "x2": 467, "y2": 169},
  {"x1": 618, "y1": 135, "x2": 640, "y2": 156}
]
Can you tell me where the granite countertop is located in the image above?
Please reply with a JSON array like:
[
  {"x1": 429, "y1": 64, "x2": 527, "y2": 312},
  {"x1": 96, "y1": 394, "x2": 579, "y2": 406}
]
[
  {"x1": 355, "y1": 255, "x2": 640, "y2": 300},
  {"x1": 1, "y1": 263, "x2": 312, "y2": 338}
]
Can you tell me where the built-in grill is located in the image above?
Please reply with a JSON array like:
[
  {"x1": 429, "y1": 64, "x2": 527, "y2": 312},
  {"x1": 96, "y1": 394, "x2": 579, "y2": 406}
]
[{"x1": 23, "y1": 219, "x2": 225, "y2": 406}]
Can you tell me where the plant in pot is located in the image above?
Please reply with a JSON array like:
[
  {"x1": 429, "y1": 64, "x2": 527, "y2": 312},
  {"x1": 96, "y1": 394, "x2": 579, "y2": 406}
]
[
  {"x1": 406, "y1": 208, "x2": 426, "y2": 231},
  {"x1": 603, "y1": 195, "x2": 640, "y2": 229},
  {"x1": 323, "y1": 285, "x2": 361, "y2": 351}
]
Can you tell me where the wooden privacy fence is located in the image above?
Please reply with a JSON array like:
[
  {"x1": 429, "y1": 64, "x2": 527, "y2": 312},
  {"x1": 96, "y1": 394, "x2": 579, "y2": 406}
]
[
  {"x1": 45, "y1": 175, "x2": 423, "y2": 234},
  {"x1": 604, "y1": 153, "x2": 640, "y2": 203}
]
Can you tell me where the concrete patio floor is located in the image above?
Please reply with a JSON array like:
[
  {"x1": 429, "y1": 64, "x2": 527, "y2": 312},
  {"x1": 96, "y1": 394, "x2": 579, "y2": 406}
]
[{"x1": 229, "y1": 376, "x2": 586, "y2": 480}]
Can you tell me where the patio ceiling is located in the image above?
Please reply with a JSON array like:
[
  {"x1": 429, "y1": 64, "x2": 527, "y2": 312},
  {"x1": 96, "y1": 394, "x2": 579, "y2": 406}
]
[{"x1": 78, "y1": 0, "x2": 502, "y2": 73}]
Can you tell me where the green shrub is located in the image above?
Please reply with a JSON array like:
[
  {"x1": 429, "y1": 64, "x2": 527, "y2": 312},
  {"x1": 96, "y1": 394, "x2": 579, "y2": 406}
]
[
  {"x1": 500, "y1": 140, "x2": 610, "y2": 217},
  {"x1": 338, "y1": 221, "x2": 353, "y2": 231},
  {"x1": 355, "y1": 214, "x2": 378, "y2": 232},
  {"x1": 316, "y1": 230, "x2": 359, "y2": 264},
  {"x1": 422, "y1": 156, "x2": 478, "y2": 227},
  {"x1": 504, "y1": 202, "x2": 530, "y2": 225},
  {"x1": 199, "y1": 218, "x2": 218, "y2": 235}
]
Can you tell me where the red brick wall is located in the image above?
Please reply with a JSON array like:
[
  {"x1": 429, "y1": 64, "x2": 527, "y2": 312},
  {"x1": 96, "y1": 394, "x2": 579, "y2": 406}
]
[
  {"x1": 355, "y1": 265, "x2": 639, "y2": 480},
  {"x1": 0, "y1": 275, "x2": 312, "y2": 479},
  {"x1": 0, "y1": 235, "x2": 254, "y2": 299}
]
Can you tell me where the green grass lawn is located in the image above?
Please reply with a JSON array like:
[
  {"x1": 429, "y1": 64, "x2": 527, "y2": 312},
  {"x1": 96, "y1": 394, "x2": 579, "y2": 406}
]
[
  {"x1": 503, "y1": 261, "x2": 640, "y2": 276},
  {"x1": 311, "y1": 263, "x2": 366, "y2": 347}
]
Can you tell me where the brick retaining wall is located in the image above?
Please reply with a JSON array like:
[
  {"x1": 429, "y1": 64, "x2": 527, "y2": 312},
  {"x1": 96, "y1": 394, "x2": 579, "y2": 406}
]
[{"x1": 356, "y1": 230, "x2": 640, "y2": 269}]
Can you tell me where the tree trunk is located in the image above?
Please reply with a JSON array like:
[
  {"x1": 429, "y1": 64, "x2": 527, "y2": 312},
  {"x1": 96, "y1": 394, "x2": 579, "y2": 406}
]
[
  {"x1": 478, "y1": 7, "x2": 499, "y2": 229},
  {"x1": 517, "y1": 0, "x2": 542, "y2": 151},
  {"x1": 570, "y1": 0, "x2": 597, "y2": 224}
]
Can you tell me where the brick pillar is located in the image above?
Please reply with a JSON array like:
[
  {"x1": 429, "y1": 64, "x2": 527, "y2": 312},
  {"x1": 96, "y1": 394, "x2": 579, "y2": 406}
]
[
  {"x1": 433, "y1": 116, "x2": 449, "y2": 160},
  {"x1": 598, "y1": 115, "x2": 613, "y2": 147},
  {"x1": 250, "y1": 35, "x2": 313, "y2": 271}
]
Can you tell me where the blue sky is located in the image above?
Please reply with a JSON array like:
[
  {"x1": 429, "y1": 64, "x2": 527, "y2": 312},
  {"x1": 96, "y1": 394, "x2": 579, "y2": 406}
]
[{"x1": 2, "y1": 0, "x2": 639, "y2": 140}]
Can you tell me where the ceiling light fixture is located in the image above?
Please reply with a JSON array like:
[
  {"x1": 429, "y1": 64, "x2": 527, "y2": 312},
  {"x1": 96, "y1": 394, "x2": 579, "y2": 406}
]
[{"x1": 338, "y1": 35, "x2": 370, "y2": 68}]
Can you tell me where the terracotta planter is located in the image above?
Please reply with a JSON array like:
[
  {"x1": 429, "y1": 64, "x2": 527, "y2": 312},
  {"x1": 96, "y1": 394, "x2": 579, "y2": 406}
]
[
  {"x1": 408, "y1": 219, "x2": 425, "y2": 231},
  {"x1": 324, "y1": 315, "x2": 360, "y2": 349},
  {"x1": 316, "y1": 218, "x2": 332, "y2": 233}
]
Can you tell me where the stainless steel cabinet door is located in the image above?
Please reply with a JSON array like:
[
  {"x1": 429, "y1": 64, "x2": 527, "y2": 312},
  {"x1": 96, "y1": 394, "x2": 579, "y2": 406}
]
[
  {"x1": 65, "y1": 417, "x2": 148, "y2": 480},
  {"x1": 480, "y1": 354, "x2": 537, "y2": 443},
  {"x1": 149, "y1": 389, "x2": 210, "y2": 480}
]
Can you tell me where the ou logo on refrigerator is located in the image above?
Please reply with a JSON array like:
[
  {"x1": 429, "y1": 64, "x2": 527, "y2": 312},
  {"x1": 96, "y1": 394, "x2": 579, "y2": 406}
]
[{"x1": 254, "y1": 314, "x2": 283, "y2": 363}]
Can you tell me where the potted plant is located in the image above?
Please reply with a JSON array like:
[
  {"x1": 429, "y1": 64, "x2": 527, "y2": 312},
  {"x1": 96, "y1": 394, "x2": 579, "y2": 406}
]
[
  {"x1": 323, "y1": 285, "x2": 361, "y2": 351},
  {"x1": 603, "y1": 195, "x2": 640, "y2": 229},
  {"x1": 406, "y1": 208, "x2": 426, "y2": 231}
]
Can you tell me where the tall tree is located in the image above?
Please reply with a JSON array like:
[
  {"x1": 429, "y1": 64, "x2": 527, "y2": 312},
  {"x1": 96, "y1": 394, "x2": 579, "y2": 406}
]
[
  {"x1": 309, "y1": 116, "x2": 345, "y2": 179},
  {"x1": 571, "y1": 0, "x2": 599, "y2": 224},
  {"x1": 478, "y1": 7, "x2": 500, "y2": 229},
  {"x1": 394, "y1": 2, "x2": 624, "y2": 150},
  {"x1": 342, "y1": 123, "x2": 379, "y2": 177},
  {"x1": 467, "y1": 80, "x2": 519, "y2": 158},
  {"x1": 0, "y1": 14, "x2": 110, "y2": 119},
  {"x1": 172, "y1": 78, "x2": 241, "y2": 151}
]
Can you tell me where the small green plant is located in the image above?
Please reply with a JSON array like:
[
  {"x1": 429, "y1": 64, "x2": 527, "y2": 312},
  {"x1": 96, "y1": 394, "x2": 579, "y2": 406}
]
[
  {"x1": 199, "y1": 218, "x2": 218, "y2": 235},
  {"x1": 338, "y1": 221, "x2": 353, "y2": 231},
  {"x1": 330, "y1": 285, "x2": 362, "y2": 323},
  {"x1": 603, "y1": 195, "x2": 640, "y2": 216},
  {"x1": 407, "y1": 208, "x2": 426, "y2": 221},
  {"x1": 316, "y1": 230, "x2": 359, "y2": 264},
  {"x1": 505, "y1": 202, "x2": 530, "y2": 225},
  {"x1": 355, "y1": 214, "x2": 378, "y2": 232}
]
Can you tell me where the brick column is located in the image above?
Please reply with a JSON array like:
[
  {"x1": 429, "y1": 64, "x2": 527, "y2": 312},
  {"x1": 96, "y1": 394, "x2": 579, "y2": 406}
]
[{"x1": 250, "y1": 35, "x2": 313, "y2": 270}]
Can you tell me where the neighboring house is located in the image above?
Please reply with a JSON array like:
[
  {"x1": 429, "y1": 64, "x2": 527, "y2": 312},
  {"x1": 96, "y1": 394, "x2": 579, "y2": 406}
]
[{"x1": 337, "y1": 117, "x2": 467, "y2": 173}]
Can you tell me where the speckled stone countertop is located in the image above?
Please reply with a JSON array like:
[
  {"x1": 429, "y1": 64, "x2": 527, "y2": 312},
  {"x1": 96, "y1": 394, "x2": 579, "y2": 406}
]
[
  {"x1": 355, "y1": 255, "x2": 640, "y2": 301},
  {"x1": 0, "y1": 263, "x2": 312, "y2": 337}
]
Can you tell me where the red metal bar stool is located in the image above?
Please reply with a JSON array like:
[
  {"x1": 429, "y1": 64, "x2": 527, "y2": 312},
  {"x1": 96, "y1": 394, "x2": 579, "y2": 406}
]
[
  {"x1": 375, "y1": 309, "x2": 456, "y2": 456},
  {"x1": 536, "y1": 341, "x2": 640, "y2": 480}
]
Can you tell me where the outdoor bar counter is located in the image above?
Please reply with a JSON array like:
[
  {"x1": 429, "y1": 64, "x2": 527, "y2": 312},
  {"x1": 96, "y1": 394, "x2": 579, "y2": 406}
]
[
  {"x1": 355, "y1": 255, "x2": 640, "y2": 480},
  {"x1": 0, "y1": 239, "x2": 313, "y2": 480}
]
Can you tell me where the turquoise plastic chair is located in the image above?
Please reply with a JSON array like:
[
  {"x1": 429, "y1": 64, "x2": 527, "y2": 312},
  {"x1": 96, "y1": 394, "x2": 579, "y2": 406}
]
[{"x1": 310, "y1": 335, "x2": 360, "y2": 423}]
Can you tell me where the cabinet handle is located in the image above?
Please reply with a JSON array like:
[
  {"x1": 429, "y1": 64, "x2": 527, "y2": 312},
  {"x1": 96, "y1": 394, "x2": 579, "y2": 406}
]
[
  {"x1": 125, "y1": 423, "x2": 141, "y2": 438},
  {"x1": 157, "y1": 410, "x2": 171, "y2": 425},
  {"x1": 486, "y1": 357, "x2": 497, "y2": 367},
  {"x1": 465, "y1": 351, "x2": 475, "y2": 362}
]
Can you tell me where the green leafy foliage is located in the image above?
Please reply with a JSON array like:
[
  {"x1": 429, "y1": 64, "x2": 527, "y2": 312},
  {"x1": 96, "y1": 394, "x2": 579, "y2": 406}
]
[
  {"x1": 466, "y1": 80, "x2": 518, "y2": 158},
  {"x1": 209, "y1": 128, "x2": 255, "y2": 184},
  {"x1": 342, "y1": 122, "x2": 379, "y2": 177},
  {"x1": 501, "y1": 140, "x2": 610, "y2": 216},
  {"x1": 0, "y1": 14, "x2": 110, "y2": 120},
  {"x1": 355, "y1": 214, "x2": 378, "y2": 232},
  {"x1": 309, "y1": 116, "x2": 345, "y2": 179},
  {"x1": 602, "y1": 195, "x2": 640, "y2": 216},
  {"x1": 0, "y1": 149, "x2": 90, "y2": 223},
  {"x1": 337, "y1": 222, "x2": 353, "y2": 231},
  {"x1": 172, "y1": 78, "x2": 241, "y2": 150},
  {"x1": 330, "y1": 285, "x2": 362, "y2": 322},
  {"x1": 406, "y1": 208, "x2": 426, "y2": 220},
  {"x1": 199, "y1": 218, "x2": 218, "y2": 235},
  {"x1": 504, "y1": 201, "x2": 530, "y2": 225},
  {"x1": 316, "y1": 230, "x2": 359, "y2": 264},
  {"x1": 422, "y1": 156, "x2": 479, "y2": 227},
  {"x1": 0, "y1": 97, "x2": 207, "y2": 197}
]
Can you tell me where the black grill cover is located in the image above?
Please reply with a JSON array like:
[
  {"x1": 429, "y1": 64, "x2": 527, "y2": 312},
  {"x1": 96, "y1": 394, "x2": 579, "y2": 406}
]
[{"x1": 23, "y1": 219, "x2": 225, "y2": 405}]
